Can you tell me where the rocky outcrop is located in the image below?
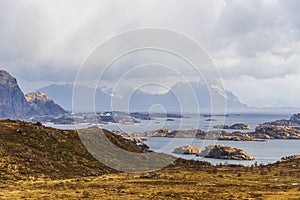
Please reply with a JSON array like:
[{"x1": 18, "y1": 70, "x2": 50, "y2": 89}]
[
  {"x1": 173, "y1": 145, "x2": 201, "y2": 155},
  {"x1": 254, "y1": 125, "x2": 300, "y2": 139},
  {"x1": 213, "y1": 123, "x2": 250, "y2": 130},
  {"x1": 218, "y1": 131, "x2": 263, "y2": 141},
  {"x1": 25, "y1": 92, "x2": 67, "y2": 116},
  {"x1": 128, "y1": 137, "x2": 147, "y2": 144},
  {"x1": 197, "y1": 145, "x2": 254, "y2": 160},
  {"x1": 167, "y1": 130, "x2": 206, "y2": 138},
  {"x1": 261, "y1": 113, "x2": 300, "y2": 127},
  {"x1": 0, "y1": 70, "x2": 66, "y2": 119},
  {"x1": 281, "y1": 154, "x2": 300, "y2": 161},
  {"x1": 230, "y1": 123, "x2": 250, "y2": 130}
]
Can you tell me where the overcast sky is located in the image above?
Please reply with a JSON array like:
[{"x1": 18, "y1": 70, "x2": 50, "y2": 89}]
[{"x1": 1, "y1": 0, "x2": 300, "y2": 108}]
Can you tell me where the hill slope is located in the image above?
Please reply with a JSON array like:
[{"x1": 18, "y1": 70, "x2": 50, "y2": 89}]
[{"x1": 0, "y1": 120, "x2": 149, "y2": 180}]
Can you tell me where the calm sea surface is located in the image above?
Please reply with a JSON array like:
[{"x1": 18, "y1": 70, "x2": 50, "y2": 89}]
[{"x1": 47, "y1": 112, "x2": 300, "y2": 165}]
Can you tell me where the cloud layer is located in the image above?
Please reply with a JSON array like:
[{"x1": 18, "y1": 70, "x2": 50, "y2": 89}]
[{"x1": 0, "y1": 0, "x2": 300, "y2": 107}]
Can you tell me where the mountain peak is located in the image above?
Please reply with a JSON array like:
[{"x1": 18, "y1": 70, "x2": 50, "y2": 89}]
[
  {"x1": 0, "y1": 70, "x2": 17, "y2": 85},
  {"x1": 25, "y1": 92, "x2": 52, "y2": 103}
]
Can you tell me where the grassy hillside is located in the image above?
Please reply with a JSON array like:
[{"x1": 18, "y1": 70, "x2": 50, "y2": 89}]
[
  {"x1": 1, "y1": 119, "x2": 300, "y2": 199},
  {"x1": 0, "y1": 119, "x2": 148, "y2": 180}
]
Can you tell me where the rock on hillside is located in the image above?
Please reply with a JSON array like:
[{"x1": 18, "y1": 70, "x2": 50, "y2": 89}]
[
  {"x1": 25, "y1": 92, "x2": 66, "y2": 116},
  {"x1": 197, "y1": 145, "x2": 254, "y2": 160}
]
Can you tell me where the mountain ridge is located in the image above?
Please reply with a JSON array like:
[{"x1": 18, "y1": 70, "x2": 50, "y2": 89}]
[
  {"x1": 0, "y1": 70, "x2": 66, "y2": 119},
  {"x1": 38, "y1": 82, "x2": 248, "y2": 112}
]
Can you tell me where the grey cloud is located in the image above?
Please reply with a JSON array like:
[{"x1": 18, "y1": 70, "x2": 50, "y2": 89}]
[{"x1": 0, "y1": 0, "x2": 300, "y2": 106}]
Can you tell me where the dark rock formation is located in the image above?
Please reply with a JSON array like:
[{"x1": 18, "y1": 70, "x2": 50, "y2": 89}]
[
  {"x1": 213, "y1": 125, "x2": 230, "y2": 129},
  {"x1": 0, "y1": 70, "x2": 30, "y2": 118},
  {"x1": 229, "y1": 123, "x2": 250, "y2": 130},
  {"x1": 206, "y1": 118, "x2": 217, "y2": 121},
  {"x1": 0, "y1": 70, "x2": 66, "y2": 119},
  {"x1": 173, "y1": 145, "x2": 201, "y2": 155},
  {"x1": 197, "y1": 145, "x2": 254, "y2": 160},
  {"x1": 290, "y1": 113, "x2": 300, "y2": 124}
]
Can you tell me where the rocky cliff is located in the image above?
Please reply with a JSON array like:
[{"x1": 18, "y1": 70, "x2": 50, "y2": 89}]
[
  {"x1": 25, "y1": 92, "x2": 66, "y2": 116},
  {"x1": 0, "y1": 70, "x2": 66, "y2": 119},
  {"x1": 0, "y1": 70, "x2": 30, "y2": 118}
]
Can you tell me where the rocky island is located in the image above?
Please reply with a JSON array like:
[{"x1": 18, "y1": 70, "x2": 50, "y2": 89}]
[
  {"x1": 213, "y1": 123, "x2": 250, "y2": 130},
  {"x1": 172, "y1": 145, "x2": 201, "y2": 155},
  {"x1": 197, "y1": 145, "x2": 255, "y2": 160}
]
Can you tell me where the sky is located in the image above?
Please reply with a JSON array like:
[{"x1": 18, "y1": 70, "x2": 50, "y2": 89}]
[{"x1": 1, "y1": 0, "x2": 300, "y2": 108}]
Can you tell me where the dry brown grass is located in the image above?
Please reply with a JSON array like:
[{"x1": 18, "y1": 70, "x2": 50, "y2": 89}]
[
  {"x1": 1, "y1": 161, "x2": 300, "y2": 199},
  {"x1": 1, "y1": 119, "x2": 300, "y2": 199}
]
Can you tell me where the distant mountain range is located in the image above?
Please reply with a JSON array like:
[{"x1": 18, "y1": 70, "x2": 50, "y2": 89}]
[
  {"x1": 0, "y1": 70, "x2": 66, "y2": 119},
  {"x1": 37, "y1": 82, "x2": 248, "y2": 112}
]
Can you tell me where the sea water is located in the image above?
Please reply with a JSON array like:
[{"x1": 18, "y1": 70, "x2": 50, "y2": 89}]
[{"x1": 46, "y1": 112, "x2": 300, "y2": 165}]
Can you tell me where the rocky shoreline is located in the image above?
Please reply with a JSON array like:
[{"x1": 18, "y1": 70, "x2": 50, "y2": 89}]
[
  {"x1": 117, "y1": 113, "x2": 300, "y2": 141},
  {"x1": 118, "y1": 125, "x2": 300, "y2": 141}
]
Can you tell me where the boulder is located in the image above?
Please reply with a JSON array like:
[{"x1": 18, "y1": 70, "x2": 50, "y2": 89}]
[
  {"x1": 229, "y1": 123, "x2": 250, "y2": 130},
  {"x1": 197, "y1": 145, "x2": 254, "y2": 160},
  {"x1": 173, "y1": 145, "x2": 201, "y2": 155}
]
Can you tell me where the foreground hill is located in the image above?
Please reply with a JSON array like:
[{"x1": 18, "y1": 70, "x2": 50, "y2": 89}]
[
  {"x1": 0, "y1": 70, "x2": 66, "y2": 119},
  {"x1": 0, "y1": 119, "x2": 300, "y2": 198},
  {"x1": 0, "y1": 119, "x2": 151, "y2": 180}
]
